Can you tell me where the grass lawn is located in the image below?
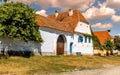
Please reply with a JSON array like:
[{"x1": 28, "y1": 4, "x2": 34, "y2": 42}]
[{"x1": 0, "y1": 55, "x2": 120, "y2": 74}]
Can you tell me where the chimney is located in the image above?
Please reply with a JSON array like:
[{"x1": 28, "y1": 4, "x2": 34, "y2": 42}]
[
  {"x1": 107, "y1": 29, "x2": 111, "y2": 32},
  {"x1": 68, "y1": 9, "x2": 73, "y2": 16},
  {"x1": 55, "y1": 10, "x2": 58, "y2": 17}
]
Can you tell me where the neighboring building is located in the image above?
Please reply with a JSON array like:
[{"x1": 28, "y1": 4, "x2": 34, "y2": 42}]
[
  {"x1": 0, "y1": 9, "x2": 93, "y2": 56},
  {"x1": 36, "y1": 9, "x2": 93, "y2": 55},
  {"x1": 93, "y1": 31, "x2": 113, "y2": 55},
  {"x1": 115, "y1": 34, "x2": 120, "y2": 36},
  {"x1": 93, "y1": 31, "x2": 112, "y2": 45}
]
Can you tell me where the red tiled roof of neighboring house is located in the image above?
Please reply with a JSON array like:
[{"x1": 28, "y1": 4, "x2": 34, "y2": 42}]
[
  {"x1": 93, "y1": 31, "x2": 112, "y2": 45},
  {"x1": 36, "y1": 9, "x2": 89, "y2": 33}
]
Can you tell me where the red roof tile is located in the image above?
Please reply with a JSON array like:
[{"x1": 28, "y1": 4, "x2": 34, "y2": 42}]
[
  {"x1": 36, "y1": 9, "x2": 89, "y2": 33},
  {"x1": 93, "y1": 31, "x2": 112, "y2": 45},
  {"x1": 36, "y1": 15, "x2": 73, "y2": 33}
]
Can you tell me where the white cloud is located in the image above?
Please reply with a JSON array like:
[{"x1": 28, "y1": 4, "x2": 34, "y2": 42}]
[
  {"x1": 36, "y1": 10, "x2": 47, "y2": 17},
  {"x1": 51, "y1": 0, "x2": 95, "y2": 10},
  {"x1": 112, "y1": 15, "x2": 120, "y2": 22},
  {"x1": 92, "y1": 23, "x2": 112, "y2": 29},
  {"x1": 83, "y1": 3, "x2": 116, "y2": 20},
  {"x1": 106, "y1": 0, "x2": 120, "y2": 9},
  {"x1": 14, "y1": 0, "x2": 95, "y2": 10}
]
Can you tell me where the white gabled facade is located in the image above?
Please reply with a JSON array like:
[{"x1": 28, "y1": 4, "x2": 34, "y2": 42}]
[
  {"x1": 75, "y1": 22, "x2": 91, "y2": 34},
  {"x1": 73, "y1": 21, "x2": 93, "y2": 55}
]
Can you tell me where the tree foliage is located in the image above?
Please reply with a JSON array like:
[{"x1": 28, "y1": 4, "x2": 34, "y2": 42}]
[
  {"x1": 103, "y1": 39, "x2": 114, "y2": 51},
  {"x1": 91, "y1": 28, "x2": 102, "y2": 50},
  {"x1": 90, "y1": 26, "x2": 102, "y2": 50},
  {"x1": 92, "y1": 35, "x2": 102, "y2": 49},
  {"x1": 0, "y1": 2, "x2": 43, "y2": 42},
  {"x1": 114, "y1": 36, "x2": 120, "y2": 50}
]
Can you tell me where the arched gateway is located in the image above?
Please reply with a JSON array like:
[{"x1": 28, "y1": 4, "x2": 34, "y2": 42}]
[{"x1": 56, "y1": 35, "x2": 66, "y2": 55}]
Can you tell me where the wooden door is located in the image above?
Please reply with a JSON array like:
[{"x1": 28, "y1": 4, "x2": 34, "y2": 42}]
[{"x1": 57, "y1": 35, "x2": 64, "y2": 55}]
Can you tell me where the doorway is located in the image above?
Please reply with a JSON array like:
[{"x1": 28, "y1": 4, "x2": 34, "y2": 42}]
[
  {"x1": 70, "y1": 43, "x2": 73, "y2": 55},
  {"x1": 57, "y1": 35, "x2": 66, "y2": 55}
]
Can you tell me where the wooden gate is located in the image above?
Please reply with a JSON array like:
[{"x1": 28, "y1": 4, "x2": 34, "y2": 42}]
[{"x1": 57, "y1": 35, "x2": 65, "y2": 55}]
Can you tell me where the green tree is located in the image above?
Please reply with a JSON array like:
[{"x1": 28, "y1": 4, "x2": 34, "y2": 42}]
[
  {"x1": 114, "y1": 36, "x2": 120, "y2": 51},
  {"x1": 92, "y1": 32, "x2": 102, "y2": 50},
  {"x1": 0, "y1": 2, "x2": 43, "y2": 42},
  {"x1": 90, "y1": 26, "x2": 102, "y2": 50},
  {"x1": 92, "y1": 35, "x2": 102, "y2": 49},
  {"x1": 0, "y1": 2, "x2": 43, "y2": 56},
  {"x1": 103, "y1": 39, "x2": 114, "y2": 56}
]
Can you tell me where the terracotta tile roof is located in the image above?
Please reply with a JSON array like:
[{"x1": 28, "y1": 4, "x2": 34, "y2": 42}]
[
  {"x1": 93, "y1": 31, "x2": 112, "y2": 45},
  {"x1": 36, "y1": 9, "x2": 89, "y2": 33},
  {"x1": 36, "y1": 15, "x2": 73, "y2": 33},
  {"x1": 48, "y1": 10, "x2": 89, "y2": 24}
]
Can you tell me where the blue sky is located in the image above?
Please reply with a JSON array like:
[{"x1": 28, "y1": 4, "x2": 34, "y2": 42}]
[{"x1": 2, "y1": 0, "x2": 120, "y2": 35}]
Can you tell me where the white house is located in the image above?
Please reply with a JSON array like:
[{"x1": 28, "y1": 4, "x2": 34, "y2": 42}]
[
  {"x1": 0, "y1": 9, "x2": 93, "y2": 56},
  {"x1": 36, "y1": 9, "x2": 93, "y2": 55}
]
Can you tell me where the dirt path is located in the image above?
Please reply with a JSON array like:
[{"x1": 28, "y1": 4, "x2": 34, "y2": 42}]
[{"x1": 54, "y1": 65, "x2": 120, "y2": 75}]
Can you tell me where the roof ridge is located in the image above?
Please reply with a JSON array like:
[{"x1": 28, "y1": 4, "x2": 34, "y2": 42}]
[
  {"x1": 36, "y1": 9, "x2": 89, "y2": 34},
  {"x1": 94, "y1": 31, "x2": 109, "y2": 32},
  {"x1": 48, "y1": 9, "x2": 89, "y2": 24}
]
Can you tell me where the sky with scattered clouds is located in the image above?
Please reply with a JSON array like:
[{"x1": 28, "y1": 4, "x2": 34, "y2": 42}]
[{"x1": 7, "y1": 0, "x2": 120, "y2": 35}]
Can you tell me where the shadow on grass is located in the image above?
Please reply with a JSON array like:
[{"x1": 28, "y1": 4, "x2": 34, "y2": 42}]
[{"x1": 0, "y1": 51, "x2": 34, "y2": 58}]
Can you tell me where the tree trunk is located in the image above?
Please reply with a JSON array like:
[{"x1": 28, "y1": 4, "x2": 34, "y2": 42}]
[
  {"x1": 110, "y1": 50, "x2": 114, "y2": 55},
  {"x1": 106, "y1": 51, "x2": 109, "y2": 56}
]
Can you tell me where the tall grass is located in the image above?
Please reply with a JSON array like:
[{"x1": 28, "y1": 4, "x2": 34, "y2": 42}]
[{"x1": 0, "y1": 56, "x2": 120, "y2": 74}]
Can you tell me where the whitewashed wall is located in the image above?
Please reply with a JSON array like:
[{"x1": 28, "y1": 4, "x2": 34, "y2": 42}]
[
  {"x1": 73, "y1": 21, "x2": 93, "y2": 55},
  {"x1": 39, "y1": 27, "x2": 74, "y2": 55},
  {"x1": 39, "y1": 27, "x2": 93, "y2": 55},
  {"x1": 75, "y1": 21, "x2": 91, "y2": 34},
  {"x1": 71, "y1": 34, "x2": 93, "y2": 55},
  {"x1": 0, "y1": 37, "x2": 41, "y2": 55},
  {"x1": 39, "y1": 28, "x2": 57, "y2": 54}
]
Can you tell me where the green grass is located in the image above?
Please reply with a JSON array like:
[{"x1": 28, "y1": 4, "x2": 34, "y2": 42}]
[{"x1": 0, "y1": 55, "x2": 120, "y2": 75}]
